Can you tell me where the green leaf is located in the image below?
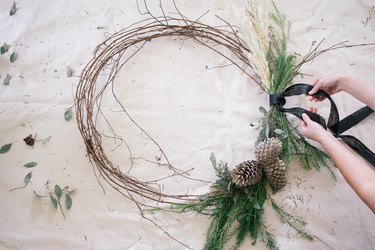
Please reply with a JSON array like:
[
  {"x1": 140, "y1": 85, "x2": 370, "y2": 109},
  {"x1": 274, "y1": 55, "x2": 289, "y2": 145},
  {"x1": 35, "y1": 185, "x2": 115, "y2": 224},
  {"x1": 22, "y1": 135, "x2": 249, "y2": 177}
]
[
  {"x1": 65, "y1": 194, "x2": 73, "y2": 209},
  {"x1": 209, "y1": 152, "x2": 216, "y2": 168},
  {"x1": 10, "y1": 52, "x2": 17, "y2": 63},
  {"x1": 24, "y1": 162, "x2": 37, "y2": 168},
  {"x1": 33, "y1": 190, "x2": 43, "y2": 198},
  {"x1": 0, "y1": 43, "x2": 10, "y2": 54},
  {"x1": 265, "y1": 125, "x2": 270, "y2": 139},
  {"x1": 259, "y1": 106, "x2": 267, "y2": 115},
  {"x1": 24, "y1": 172, "x2": 32, "y2": 184},
  {"x1": 50, "y1": 195, "x2": 58, "y2": 209},
  {"x1": 67, "y1": 67, "x2": 73, "y2": 77},
  {"x1": 55, "y1": 185, "x2": 62, "y2": 198},
  {"x1": 274, "y1": 128, "x2": 285, "y2": 135},
  {"x1": 274, "y1": 128, "x2": 288, "y2": 140},
  {"x1": 3, "y1": 74, "x2": 11, "y2": 85},
  {"x1": 10, "y1": 1, "x2": 17, "y2": 16},
  {"x1": 226, "y1": 182, "x2": 232, "y2": 192},
  {"x1": 253, "y1": 201, "x2": 261, "y2": 210},
  {"x1": 0, "y1": 143, "x2": 12, "y2": 154},
  {"x1": 64, "y1": 108, "x2": 73, "y2": 121}
]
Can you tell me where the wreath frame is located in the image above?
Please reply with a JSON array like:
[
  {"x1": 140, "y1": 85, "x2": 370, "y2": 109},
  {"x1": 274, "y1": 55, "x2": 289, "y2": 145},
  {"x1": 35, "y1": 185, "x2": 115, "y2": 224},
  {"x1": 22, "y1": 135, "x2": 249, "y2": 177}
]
[{"x1": 74, "y1": 1, "x2": 373, "y2": 249}]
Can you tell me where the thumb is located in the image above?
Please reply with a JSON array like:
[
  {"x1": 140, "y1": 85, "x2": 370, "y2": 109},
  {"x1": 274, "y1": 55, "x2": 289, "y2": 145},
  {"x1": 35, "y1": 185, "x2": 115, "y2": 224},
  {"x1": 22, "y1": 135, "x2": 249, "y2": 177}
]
[
  {"x1": 301, "y1": 113, "x2": 312, "y2": 124},
  {"x1": 308, "y1": 83, "x2": 321, "y2": 95}
]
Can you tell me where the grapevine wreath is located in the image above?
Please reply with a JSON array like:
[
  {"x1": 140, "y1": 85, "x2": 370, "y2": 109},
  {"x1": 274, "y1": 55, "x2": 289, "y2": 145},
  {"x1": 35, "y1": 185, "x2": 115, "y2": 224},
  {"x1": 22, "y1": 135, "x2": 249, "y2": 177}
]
[{"x1": 75, "y1": 1, "x2": 375, "y2": 249}]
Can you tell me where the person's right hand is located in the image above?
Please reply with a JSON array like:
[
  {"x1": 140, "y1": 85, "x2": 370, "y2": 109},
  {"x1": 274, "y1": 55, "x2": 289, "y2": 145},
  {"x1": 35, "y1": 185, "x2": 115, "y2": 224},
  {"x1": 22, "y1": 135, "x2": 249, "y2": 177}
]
[
  {"x1": 308, "y1": 74, "x2": 344, "y2": 102},
  {"x1": 300, "y1": 107, "x2": 331, "y2": 143}
]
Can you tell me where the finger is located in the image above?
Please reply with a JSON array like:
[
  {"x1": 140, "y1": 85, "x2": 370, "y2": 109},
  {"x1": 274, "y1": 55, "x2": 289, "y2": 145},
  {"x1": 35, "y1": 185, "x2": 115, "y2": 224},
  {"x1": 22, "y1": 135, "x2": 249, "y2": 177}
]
[
  {"x1": 309, "y1": 81, "x2": 321, "y2": 95},
  {"x1": 302, "y1": 113, "x2": 312, "y2": 124},
  {"x1": 311, "y1": 78, "x2": 319, "y2": 86}
]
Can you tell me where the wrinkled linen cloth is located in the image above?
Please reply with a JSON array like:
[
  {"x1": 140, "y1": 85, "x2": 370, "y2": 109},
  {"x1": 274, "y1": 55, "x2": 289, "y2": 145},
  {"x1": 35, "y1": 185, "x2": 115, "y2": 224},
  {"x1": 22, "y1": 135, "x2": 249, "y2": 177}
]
[{"x1": 0, "y1": 0, "x2": 374, "y2": 249}]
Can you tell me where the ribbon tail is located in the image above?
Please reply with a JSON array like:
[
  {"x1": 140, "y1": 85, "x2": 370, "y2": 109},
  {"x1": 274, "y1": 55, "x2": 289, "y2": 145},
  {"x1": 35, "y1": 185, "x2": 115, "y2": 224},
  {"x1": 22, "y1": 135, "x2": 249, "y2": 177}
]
[
  {"x1": 339, "y1": 135, "x2": 375, "y2": 167},
  {"x1": 335, "y1": 106, "x2": 374, "y2": 135}
]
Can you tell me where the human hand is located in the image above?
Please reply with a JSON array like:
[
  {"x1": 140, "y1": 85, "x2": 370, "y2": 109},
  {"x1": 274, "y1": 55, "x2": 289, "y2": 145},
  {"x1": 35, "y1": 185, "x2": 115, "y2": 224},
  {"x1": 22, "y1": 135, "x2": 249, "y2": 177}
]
[
  {"x1": 300, "y1": 107, "x2": 331, "y2": 143},
  {"x1": 307, "y1": 74, "x2": 344, "y2": 102}
]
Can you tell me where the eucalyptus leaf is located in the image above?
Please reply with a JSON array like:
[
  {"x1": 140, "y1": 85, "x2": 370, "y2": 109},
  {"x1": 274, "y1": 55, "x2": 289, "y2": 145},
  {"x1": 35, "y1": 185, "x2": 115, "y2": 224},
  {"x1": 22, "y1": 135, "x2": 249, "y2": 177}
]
[
  {"x1": 265, "y1": 125, "x2": 270, "y2": 139},
  {"x1": 10, "y1": 1, "x2": 17, "y2": 16},
  {"x1": 280, "y1": 133, "x2": 288, "y2": 140},
  {"x1": 0, "y1": 143, "x2": 12, "y2": 154},
  {"x1": 0, "y1": 43, "x2": 10, "y2": 54},
  {"x1": 210, "y1": 152, "x2": 216, "y2": 168},
  {"x1": 65, "y1": 194, "x2": 73, "y2": 209},
  {"x1": 24, "y1": 172, "x2": 32, "y2": 184},
  {"x1": 24, "y1": 162, "x2": 37, "y2": 168},
  {"x1": 55, "y1": 185, "x2": 62, "y2": 198},
  {"x1": 3, "y1": 74, "x2": 11, "y2": 85},
  {"x1": 259, "y1": 106, "x2": 267, "y2": 115},
  {"x1": 67, "y1": 67, "x2": 73, "y2": 77},
  {"x1": 274, "y1": 128, "x2": 285, "y2": 135},
  {"x1": 226, "y1": 182, "x2": 231, "y2": 192},
  {"x1": 50, "y1": 195, "x2": 58, "y2": 209},
  {"x1": 64, "y1": 108, "x2": 73, "y2": 121},
  {"x1": 10, "y1": 52, "x2": 17, "y2": 63},
  {"x1": 253, "y1": 202, "x2": 261, "y2": 210}
]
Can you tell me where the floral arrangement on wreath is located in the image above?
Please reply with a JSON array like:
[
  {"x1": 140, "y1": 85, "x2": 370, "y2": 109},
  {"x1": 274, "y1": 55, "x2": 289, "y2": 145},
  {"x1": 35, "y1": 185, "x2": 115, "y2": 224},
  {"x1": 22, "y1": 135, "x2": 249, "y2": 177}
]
[
  {"x1": 167, "y1": 2, "x2": 331, "y2": 249},
  {"x1": 75, "y1": 1, "x2": 374, "y2": 249}
]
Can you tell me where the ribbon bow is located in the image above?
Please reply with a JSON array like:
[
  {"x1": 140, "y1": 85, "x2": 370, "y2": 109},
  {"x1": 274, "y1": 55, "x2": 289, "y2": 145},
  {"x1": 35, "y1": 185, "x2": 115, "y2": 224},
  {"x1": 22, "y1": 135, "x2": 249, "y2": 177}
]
[{"x1": 270, "y1": 83, "x2": 375, "y2": 167}]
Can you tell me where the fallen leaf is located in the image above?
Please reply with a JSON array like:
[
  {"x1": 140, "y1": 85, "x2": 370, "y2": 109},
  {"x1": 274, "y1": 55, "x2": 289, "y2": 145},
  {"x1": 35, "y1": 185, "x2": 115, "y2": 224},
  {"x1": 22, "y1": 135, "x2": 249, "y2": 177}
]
[
  {"x1": 210, "y1": 152, "x2": 216, "y2": 168},
  {"x1": 65, "y1": 194, "x2": 73, "y2": 209},
  {"x1": 55, "y1": 185, "x2": 62, "y2": 198},
  {"x1": 9, "y1": 1, "x2": 17, "y2": 16},
  {"x1": 67, "y1": 67, "x2": 73, "y2": 77},
  {"x1": 0, "y1": 43, "x2": 10, "y2": 54},
  {"x1": 50, "y1": 195, "x2": 58, "y2": 209},
  {"x1": 3, "y1": 74, "x2": 11, "y2": 85},
  {"x1": 24, "y1": 172, "x2": 32, "y2": 184},
  {"x1": 64, "y1": 108, "x2": 73, "y2": 121},
  {"x1": 0, "y1": 143, "x2": 12, "y2": 154},
  {"x1": 24, "y1": 162, "x2": 37, "y2": 168},
  {"x1": 10, "y1": 52, "x2": 17, "y2": 63}
]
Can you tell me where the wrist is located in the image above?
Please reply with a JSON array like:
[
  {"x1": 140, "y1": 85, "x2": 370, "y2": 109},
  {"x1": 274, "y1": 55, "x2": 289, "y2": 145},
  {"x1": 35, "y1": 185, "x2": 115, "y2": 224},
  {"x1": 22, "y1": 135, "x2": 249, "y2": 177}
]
[
  {"x1": 338, "y1": 74, "x2": 353, "y2": 92},
  {"x1": 318, "y1": 132, "x2": 338, "y2": 148}
]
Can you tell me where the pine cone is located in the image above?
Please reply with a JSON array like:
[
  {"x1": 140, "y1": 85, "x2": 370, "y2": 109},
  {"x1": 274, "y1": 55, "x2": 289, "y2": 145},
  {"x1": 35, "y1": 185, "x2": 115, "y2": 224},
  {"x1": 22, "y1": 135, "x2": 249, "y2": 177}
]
[
  {"x1": 263, "y1": 158, "x2": 287, "y2": 189},
  {"x1": 255, "y1": 137, "x2": 282, "y2": 165},
  {"x1": 231, "y1": 160, "x2": 262, "y2": 187}
]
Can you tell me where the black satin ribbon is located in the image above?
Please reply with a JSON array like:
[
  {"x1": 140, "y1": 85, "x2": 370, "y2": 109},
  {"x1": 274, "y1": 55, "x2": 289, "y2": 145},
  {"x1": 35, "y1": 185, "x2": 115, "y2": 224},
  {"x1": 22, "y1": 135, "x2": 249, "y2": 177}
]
[{"x1": 269, "y1": 83, "x2": 375, "y2": 167}]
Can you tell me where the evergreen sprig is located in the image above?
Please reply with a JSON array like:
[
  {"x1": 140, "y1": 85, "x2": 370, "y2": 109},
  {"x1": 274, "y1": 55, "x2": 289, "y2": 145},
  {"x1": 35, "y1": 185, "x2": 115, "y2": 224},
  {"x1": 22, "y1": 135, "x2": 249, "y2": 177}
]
[
  {"x1": 169, "y1": 154, "x2": 312, "y2": 250},
  {"x1": 263, "y1": 2, "x2": 334, "y2": 175},
  {"x1": 271, "y1": 199, "x2": 313, "y2": 241}
]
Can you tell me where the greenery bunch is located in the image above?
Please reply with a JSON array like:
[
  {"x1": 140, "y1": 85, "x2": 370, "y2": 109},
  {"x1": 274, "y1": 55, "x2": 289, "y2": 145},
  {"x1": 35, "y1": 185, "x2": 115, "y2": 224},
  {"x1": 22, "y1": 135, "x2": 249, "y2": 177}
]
[
  {"x1": 170, "y1": 154, "x2": 312, "y2": 250},
  {"x1": 169, "y1": 2, "x2": 333, "y2": 249}
]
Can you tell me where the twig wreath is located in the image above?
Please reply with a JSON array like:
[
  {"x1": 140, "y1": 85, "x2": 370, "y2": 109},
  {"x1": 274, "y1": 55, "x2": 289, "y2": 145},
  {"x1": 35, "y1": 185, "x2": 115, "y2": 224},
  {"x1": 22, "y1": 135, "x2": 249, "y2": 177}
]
[{"x1": 75, "y1": 1, "x2": 374, "y2": 249}]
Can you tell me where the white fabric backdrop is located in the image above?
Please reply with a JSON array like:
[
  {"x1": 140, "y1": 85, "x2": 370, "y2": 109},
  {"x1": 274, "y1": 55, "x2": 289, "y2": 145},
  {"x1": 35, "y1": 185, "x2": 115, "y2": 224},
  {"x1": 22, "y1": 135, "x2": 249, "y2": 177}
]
[{"x1": 0, "y1": 0, "x2": 374, "y2": 249}]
